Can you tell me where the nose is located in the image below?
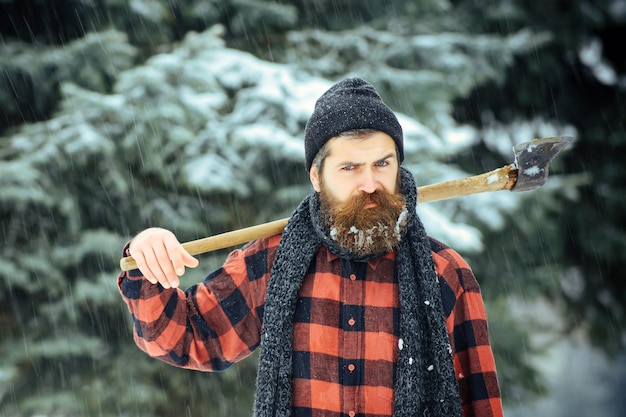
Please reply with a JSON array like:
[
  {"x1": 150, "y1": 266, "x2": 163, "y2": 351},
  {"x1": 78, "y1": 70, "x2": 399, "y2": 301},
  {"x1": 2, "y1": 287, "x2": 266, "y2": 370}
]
[{"x1": 358, "y1": 169, "x2": 379, "y2": 194}]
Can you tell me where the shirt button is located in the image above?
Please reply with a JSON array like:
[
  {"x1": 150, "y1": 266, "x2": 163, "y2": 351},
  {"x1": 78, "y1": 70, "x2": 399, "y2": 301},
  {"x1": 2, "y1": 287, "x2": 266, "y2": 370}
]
[
  {"x1": 348, "y1": 317, "x2": 356, "y2": 326},
  {"x1": 349, "y1": 274, "x2": 356, "y2": 281},
  {"x1": 347, "y1": 363, "x2": 355, "y2": 372},
  {"x1": 349, "y1": 411, "x2": 356, "y2": 417}
]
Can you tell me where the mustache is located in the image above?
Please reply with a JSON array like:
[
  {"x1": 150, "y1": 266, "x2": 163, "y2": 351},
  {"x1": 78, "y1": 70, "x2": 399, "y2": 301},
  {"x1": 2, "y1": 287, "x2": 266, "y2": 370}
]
[{"x1": 333, "y1": 189, "x2": 405, "y2": 217}]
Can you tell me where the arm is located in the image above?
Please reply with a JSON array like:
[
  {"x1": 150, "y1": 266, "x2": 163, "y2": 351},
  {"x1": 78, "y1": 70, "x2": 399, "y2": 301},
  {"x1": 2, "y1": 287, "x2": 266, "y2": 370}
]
[
  {"x1": 430, "y1": 238, "x2": 504, "y2": 417},
  {"x1": 117, "y1": 230, "x2": 281, "y2": 371}
]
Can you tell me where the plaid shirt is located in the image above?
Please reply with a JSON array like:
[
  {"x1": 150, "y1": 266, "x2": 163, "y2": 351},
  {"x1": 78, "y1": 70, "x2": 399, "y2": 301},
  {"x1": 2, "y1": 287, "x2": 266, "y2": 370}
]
[{"x1": 118, "y1": 235, "x2": 502, "y2": 417}]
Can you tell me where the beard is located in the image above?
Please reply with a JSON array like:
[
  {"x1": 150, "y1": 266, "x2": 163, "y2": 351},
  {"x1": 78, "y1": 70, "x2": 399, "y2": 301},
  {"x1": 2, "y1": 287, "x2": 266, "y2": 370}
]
[{"x1": 319, "y1": 183, "x2": 408, "y2": 257}]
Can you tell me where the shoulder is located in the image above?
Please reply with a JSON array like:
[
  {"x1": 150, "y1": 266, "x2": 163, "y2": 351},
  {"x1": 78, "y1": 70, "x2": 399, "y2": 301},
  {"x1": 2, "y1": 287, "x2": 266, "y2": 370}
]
[
  {"x1": 427, "y1": 236, "x2": 480, "y2": 293},
  {"x1": 240, "y1": 233, "x2": 283, "y2": 253},
  {"x1": 205, "y1": 233, "x2": 284, "y2": 292},
  {"x1": 224, "y1": 233, "x2": 283, "y2": 275}
]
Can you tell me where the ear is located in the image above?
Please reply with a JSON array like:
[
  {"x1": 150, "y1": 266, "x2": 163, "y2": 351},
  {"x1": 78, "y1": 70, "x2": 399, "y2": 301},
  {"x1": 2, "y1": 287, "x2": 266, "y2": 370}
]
[{"x1": 310, "y1": 165, "x2": 321, "y2": 192}]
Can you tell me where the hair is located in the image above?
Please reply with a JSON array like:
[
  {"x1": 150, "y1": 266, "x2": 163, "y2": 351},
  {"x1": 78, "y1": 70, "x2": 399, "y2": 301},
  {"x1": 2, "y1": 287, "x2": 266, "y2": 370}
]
[{"x1": 312, "y1": 128, "x2": 381, "y2": 174}]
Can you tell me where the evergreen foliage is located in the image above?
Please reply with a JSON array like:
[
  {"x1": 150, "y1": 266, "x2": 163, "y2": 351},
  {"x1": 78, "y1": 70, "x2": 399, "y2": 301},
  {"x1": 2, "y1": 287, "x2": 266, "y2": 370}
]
[{"x1": 0, "y1": 0, "x2": 624, "y2": 416}]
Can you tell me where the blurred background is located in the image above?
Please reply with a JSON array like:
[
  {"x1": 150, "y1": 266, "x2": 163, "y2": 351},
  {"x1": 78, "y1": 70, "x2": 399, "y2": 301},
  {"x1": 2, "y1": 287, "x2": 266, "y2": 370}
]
[{"x1": 0, "y1": 0, "x2": 624, "y2": 416}]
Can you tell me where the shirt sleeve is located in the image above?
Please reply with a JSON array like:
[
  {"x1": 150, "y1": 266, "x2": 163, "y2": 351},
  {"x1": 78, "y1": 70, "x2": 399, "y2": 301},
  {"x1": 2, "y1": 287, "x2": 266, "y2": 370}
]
[
  {"x1": 430, "y1": 237, "x2": 504, "y2": 417},
  {"x1": 117, "y1": 234, "x2": 281, "y2": 372}
]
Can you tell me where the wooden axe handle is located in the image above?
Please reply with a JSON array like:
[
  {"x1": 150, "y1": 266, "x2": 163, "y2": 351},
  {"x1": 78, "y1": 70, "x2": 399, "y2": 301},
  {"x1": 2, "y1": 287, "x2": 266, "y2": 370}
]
[
  {"x1": 119, "y1": 164, "x2": 517, "y2": 271},
  {"x1": 417, "y1": 163, "x2": 517, "y2": 203}
]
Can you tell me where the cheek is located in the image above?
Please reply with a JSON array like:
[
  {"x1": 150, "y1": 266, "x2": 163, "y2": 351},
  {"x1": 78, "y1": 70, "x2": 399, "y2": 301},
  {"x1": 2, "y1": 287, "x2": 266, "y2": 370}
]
[
  {"x1": 382, "y1": 174, "x2": 399, "y2": 194},
  {"x1": 320, "y1": 176, "x2": 352, "y2": 204},
  {"x1": 329, "y1": 185, "x2": 352, "y2": 204}
]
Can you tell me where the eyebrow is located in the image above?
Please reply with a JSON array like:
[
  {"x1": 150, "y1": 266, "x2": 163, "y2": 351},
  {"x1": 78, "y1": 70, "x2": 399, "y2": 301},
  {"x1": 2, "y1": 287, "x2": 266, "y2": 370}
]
[
  {"x1": 335, "y1": 152, "x2": 397, "y2": 167},
  {"x1": 378, "y1": 152, "x2": 397, "y2": 163}
]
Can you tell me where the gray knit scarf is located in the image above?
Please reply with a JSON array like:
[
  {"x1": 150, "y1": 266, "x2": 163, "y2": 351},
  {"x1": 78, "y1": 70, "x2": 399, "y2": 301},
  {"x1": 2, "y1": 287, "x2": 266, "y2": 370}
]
[{"x1": 253, "y1": 167, "x2": 461, "y2": 417}]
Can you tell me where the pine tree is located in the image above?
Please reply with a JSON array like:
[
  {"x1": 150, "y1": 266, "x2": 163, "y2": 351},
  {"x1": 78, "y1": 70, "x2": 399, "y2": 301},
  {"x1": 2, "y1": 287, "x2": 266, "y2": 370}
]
[{"x1": 1, "y1": 0, "x2": 624, "y2": 416}]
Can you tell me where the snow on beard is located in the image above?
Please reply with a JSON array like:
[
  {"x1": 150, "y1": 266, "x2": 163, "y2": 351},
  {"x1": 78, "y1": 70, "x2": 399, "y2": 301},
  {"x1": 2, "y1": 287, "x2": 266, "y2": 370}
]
[{"x1": 319, "y1": 186, "x2": 408, "y2": 257}]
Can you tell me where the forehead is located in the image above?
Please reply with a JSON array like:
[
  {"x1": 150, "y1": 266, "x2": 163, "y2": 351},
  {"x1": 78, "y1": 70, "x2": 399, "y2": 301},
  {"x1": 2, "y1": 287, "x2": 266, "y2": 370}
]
[{"x1": 325, "y1": 132, "x2": 397, "y2": 160}]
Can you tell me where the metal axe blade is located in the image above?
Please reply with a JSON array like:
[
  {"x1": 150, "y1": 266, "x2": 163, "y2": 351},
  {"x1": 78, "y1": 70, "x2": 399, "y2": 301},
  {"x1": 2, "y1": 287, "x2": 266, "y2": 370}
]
[{"x1": 511, "y1": 136, "x2": 574, "y2": 192}]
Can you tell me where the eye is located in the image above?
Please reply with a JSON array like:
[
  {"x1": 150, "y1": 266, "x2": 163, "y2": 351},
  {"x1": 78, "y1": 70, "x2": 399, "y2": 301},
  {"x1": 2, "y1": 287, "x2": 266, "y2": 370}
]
[
  {"x1": 375, "y1": 160, "x2": 389, "y2": 167},
  {"x1": 342, "y1": 165, "x2": 356, "y2": 171}
]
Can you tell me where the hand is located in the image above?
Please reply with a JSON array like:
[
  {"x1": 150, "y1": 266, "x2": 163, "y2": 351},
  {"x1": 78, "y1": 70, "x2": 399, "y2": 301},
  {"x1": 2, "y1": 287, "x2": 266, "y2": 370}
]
[{"x1": 128, "y1": 227, "x2": 199, "y2": 288}]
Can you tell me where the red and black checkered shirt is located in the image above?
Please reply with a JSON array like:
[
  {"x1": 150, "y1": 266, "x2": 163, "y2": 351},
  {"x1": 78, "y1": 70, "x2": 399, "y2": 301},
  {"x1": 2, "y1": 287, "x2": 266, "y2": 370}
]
[{"x1": 118, "y1": 234, "x2": 503, "y2": 417}]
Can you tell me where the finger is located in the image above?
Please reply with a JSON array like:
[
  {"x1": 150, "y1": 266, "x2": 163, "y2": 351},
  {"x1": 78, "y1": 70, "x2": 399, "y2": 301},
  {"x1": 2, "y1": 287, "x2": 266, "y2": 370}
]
[
  {"x1": 182, "y1": 250, "x2": 199, "y2": 269},
  {"x1": 129, "y1": 240, "x2": 156, "y2": 284},
  {"x1": 131, "y1": 247, "x2": 160, "y2": 285},
  {"x1": 164, "y1": 240, "x2": 190, "y2": 277},
  {"x1": 152, "y1": 241, "x2": 180, "y2": 288},
  {"x1": 142, "y1": 245, "x2": 174, "y2": 288}
]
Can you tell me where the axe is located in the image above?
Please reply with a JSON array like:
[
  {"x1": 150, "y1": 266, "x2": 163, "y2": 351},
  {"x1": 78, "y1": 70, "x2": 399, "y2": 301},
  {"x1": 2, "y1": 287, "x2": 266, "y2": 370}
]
[{"x1": 119, "y1": 136, "x2": 573, "y2": 271}]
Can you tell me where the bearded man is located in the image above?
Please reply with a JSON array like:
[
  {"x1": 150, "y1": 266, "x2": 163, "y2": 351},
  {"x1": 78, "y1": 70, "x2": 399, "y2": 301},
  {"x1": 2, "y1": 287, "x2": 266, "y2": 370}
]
[{"x1": 117, "y1": 78, "x2": 503, "y2": 417}]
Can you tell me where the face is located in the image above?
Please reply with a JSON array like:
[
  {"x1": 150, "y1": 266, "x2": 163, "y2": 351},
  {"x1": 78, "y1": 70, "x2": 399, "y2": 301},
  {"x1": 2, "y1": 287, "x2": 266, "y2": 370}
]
[
  {"x1": 310, "y1": 131, "x2": 407, "y2": 256},
  {"x1": 309, "y1": 131, "x2": 400, "y2": 203}
]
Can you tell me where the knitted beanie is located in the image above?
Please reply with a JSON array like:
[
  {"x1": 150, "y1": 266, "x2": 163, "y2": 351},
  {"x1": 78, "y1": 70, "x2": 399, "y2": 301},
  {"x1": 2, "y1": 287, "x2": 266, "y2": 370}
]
[{"x1": 304, "y1": 77, "x2": 404, "y2": 171}]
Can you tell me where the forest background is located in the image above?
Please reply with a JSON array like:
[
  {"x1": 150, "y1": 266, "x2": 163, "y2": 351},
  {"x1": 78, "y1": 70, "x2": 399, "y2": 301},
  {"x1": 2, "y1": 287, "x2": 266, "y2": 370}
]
[{"x1": 0, "y1": 1, "x2": 624, "y2": 416}]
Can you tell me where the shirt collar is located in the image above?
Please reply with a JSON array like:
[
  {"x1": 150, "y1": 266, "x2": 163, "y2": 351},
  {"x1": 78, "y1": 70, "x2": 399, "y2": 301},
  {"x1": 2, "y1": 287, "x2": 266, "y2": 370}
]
[{"x1": 320, "y1": 245, "x2": 396, "y2": 271}]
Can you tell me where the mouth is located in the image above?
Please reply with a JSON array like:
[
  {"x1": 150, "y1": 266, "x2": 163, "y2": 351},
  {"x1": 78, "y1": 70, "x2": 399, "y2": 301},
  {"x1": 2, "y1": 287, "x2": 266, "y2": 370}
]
[{"x1": 364, "y1": 201, "x2": 378, "y2": 209}]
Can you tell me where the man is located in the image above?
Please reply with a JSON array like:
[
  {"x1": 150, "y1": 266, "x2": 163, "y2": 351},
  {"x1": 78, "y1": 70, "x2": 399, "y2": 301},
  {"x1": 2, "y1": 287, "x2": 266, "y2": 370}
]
[{"x1": 118, "y1": 77, "x2": 503, "y2": 417}]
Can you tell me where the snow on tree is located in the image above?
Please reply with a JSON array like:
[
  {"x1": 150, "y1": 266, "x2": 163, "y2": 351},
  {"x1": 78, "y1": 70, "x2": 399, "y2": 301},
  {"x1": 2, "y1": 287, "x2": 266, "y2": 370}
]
[{"x1": 2, "y1": 0, "x2": 621, "y2": 414}]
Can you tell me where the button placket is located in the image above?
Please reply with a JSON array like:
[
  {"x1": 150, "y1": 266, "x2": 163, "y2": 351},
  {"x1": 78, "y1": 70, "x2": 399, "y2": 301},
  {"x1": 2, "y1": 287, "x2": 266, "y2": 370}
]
[{"x1": 340, "y1": 260, "x2": 366, "y2": 417}]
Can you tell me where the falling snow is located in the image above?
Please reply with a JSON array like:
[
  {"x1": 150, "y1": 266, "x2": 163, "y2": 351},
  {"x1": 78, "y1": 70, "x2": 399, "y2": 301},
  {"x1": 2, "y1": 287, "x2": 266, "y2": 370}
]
[{"x1": 0, "y1": 2, "x2": 618, "y2": 417}]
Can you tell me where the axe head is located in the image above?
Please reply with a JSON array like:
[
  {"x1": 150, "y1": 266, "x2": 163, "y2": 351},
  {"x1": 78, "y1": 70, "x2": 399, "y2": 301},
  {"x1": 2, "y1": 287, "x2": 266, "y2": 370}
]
[{"x1": 511, "y1": 136, "x2": 574, "y2": 192}]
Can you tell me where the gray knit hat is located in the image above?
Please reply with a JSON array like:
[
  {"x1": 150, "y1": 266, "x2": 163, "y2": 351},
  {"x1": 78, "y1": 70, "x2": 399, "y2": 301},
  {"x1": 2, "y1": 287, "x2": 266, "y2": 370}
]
[{"x1": 304, "y1": 77, "x2": 404, "y2": 171}]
